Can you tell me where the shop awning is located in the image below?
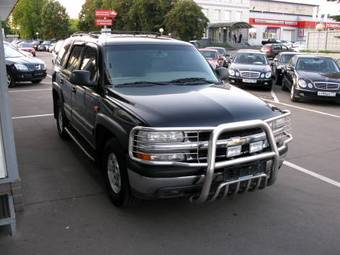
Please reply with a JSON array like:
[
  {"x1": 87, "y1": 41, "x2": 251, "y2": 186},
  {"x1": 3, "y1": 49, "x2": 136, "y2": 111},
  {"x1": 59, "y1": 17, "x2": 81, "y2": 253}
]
[
  {"x1": 0, "y1": 0, "x2": 18, "y2": 21},
  {"x1": 208, "y1": 22, "x2": 252, "y2": 30}
]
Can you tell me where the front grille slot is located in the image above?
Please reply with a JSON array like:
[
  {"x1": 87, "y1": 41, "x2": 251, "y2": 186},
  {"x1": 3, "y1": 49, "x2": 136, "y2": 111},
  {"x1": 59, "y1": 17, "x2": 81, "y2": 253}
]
[
  {"x1": 314, "y1": 82, "x2": 339, "y2": 90},
  {"x1": 240, "y1": 71, "x2": 260, "y2": 79}
]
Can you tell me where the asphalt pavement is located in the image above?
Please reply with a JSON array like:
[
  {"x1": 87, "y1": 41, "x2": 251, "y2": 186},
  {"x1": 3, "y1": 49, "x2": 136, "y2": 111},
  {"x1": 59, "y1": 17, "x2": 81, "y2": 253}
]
[{"x1": 0, "y1": 52, "x2": 340, "y2": 255}]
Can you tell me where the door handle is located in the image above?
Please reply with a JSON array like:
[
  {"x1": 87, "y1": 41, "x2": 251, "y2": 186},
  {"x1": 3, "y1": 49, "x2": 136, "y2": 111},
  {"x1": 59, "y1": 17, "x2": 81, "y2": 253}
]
[{"x1": 72, "y1": 87, "x2": 77, "y2": 93}]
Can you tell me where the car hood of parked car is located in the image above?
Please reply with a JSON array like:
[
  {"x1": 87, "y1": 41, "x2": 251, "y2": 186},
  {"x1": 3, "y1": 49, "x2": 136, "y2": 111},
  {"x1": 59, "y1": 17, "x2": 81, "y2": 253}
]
[
  {"x1": 6, "y1": 56, "x2": 44, "y2": 65},
  {"x1": 107, "y1": 84, "x2": 281, "y2": 127},
  {"x1": 297, "y1": 71, "x2": 340, "y2": 82},
  {"x1": 229, "y1": 63, "x2": 271, "y2": 73}
]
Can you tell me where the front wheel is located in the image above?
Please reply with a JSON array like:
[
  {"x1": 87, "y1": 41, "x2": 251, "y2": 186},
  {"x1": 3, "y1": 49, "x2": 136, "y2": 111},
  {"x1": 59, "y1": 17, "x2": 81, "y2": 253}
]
[
  {"x1": 290, "y1": 84, "x2": 300, "y2": 102},
  {"x1": 102, "y1": 139, "x2": 135, "y2": 207},
  {"x1": 7, "y1": 72, "x2": 15, "y2": 88}
]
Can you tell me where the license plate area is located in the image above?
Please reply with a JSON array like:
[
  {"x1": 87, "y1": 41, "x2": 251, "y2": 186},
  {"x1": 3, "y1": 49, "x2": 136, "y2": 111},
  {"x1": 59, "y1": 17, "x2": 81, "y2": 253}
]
[
  {"x1": 242, "y1": 79, "x2": 257, "y2": 83},
  {"x1": 223, "y1": 161, "x2": 266, "y2": 181},
  {"x1": 317, "y1": 91, "x2": 336, "y2": 97}
]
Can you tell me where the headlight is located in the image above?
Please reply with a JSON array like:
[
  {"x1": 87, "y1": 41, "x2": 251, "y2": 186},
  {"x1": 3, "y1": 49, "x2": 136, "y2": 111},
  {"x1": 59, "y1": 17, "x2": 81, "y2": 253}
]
[
  {"x1": 14, "y1": 63, "x2": 28, "y2": 71},
  {"x1": 235, "y1": 71, "x2": 240, "y2": 77},
  {"x1": 260, "y1": 73, "x2": 265, "y2": 78},
  {"x1": 298, "y1": 79, "x2": 307, "y2": 88},
  {"x1": 307, "y1": 82, "x2": 314, "y2": 89},
  {"x1": 265, "y1": 72, "x2": 272, "y2": 79},
  {"x1": 42, "y1": 63, "x2": 47, "y2": 70},
  {"x1": 267, "y1": 115, "x2": 291, "y2": 144},
  {"x1": 138, "y1": 131, "x2": 184, "y2": 143},
  {"x1": 228, "y1": 69, "x2": 235, "y2": 76}
]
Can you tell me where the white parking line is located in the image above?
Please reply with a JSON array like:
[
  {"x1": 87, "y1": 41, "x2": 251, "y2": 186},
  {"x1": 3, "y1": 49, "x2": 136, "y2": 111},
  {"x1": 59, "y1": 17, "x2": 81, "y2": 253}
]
[
  {"x1": 263, "y1": 99, "x2": 340, "y2": 120},
  {"x1": 270, "y1": 90, "x2": 280, "y2": 103},
  {"x1": 9, "y1": 88, "x2": 51, "y2": 93},
  {"x1": 47, "y1": 74, "x2": 52, "y2": 79},
  {"x1": 12, "y1": 113, "x2": 54, "y2": 120},
  {"x1": 284, "y1": 161, "x2": 340, "y2": 189}
]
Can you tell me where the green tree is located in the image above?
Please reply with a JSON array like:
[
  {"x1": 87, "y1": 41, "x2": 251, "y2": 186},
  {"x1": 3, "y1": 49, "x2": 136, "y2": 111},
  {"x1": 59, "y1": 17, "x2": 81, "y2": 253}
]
[
  {"x1": 164, "y1": 0, "x2": 208, "y2": 41},
  {"x1": 1, "y1": 21, "x2": 14, "y2": 35},
  {"x1": 12, "y1": 0, "x2": 47, "y2": 39},
  {"x1": 69, "y1": 19, "x2": 80, "y2": 35},
  {"x1": 40, "y1": 0, "x2": 70, "y2": 39},
  {"x1": 78, "y1": 0, "x2": 103, "y2": 31}
]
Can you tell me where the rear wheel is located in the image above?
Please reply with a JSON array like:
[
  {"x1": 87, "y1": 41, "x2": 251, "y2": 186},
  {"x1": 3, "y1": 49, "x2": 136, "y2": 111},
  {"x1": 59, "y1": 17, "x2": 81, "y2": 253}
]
[
  {"x1": 56, "y1": 101, "x2": 69, "y2": 139},
  {"x1": 102, "y1": 138, "x2": 135, "y2": 207}
]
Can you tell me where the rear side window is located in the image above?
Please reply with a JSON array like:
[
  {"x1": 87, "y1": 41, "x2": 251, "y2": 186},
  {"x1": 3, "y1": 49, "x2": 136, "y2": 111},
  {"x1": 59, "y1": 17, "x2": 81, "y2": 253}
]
[
  {"x1": 65, "y1": 45, "x2": 83, "y2": 72},
  {"x1": 57, "y1": 39, "x2": 72, "y2": 66}
]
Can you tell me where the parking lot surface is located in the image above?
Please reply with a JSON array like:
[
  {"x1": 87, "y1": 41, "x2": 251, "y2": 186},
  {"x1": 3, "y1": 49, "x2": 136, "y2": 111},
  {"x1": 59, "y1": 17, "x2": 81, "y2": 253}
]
[{"x1": 0, "y1": 52, "x2": 340, "y2": 255}]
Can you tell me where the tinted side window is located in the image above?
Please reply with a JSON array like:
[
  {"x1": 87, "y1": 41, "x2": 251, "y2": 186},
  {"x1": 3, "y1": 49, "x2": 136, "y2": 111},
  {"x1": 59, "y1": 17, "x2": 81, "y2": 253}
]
[
  {"x1": 272, "y1": 45, "x2": 281, "y2": 50},
  {"x1": 57, "y1": 40, "x2": 72, "y2": 66},
  {"x1": 80, "y1": 46, "x2": 98, "y2": 81},
  {"x1": 66, "y1": 45, "x2": 83, "y2": 72}
]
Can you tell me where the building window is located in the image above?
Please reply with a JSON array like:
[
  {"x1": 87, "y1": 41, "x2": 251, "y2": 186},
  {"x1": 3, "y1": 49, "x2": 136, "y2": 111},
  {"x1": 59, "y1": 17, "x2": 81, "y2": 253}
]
[
  {"x1": 224, "y1": 10, "x2": 231, "y2": 21},
  {"x1": 234, "y1": 11, "x2": 242, "y2": 21},
  {"x1": 212, "y1": 9, "x2": 221, "y2": 22}
]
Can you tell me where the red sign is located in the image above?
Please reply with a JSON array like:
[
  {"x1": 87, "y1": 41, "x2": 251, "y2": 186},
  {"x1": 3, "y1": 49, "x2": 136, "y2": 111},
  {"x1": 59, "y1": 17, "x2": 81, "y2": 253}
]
[
  {"x1": 95, "y1": 10, "x2": 117, "y2": 18},
  {"x1": 96, "y1": 18, "x2": 113, "y2": 26}
]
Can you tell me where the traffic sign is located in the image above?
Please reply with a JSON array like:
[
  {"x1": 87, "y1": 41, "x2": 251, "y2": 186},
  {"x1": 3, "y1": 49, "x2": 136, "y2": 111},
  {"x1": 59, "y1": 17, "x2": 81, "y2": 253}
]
[
  {"x1": 95, "y1": 10, "x2": 117, "y2": 18},
  {"x1": 96, "y1": 18, "x2": 113, "y2": 26}
]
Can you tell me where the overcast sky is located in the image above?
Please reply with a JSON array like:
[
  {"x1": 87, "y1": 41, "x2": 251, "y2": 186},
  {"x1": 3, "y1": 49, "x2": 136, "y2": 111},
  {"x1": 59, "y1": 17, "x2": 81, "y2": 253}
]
[{"x1": 57, "y1": 0, "x2": 334, "y2": 19}]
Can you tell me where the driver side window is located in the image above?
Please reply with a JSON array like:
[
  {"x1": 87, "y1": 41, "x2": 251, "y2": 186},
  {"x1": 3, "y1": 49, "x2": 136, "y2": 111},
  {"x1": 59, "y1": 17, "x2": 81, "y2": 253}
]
[{"x1": 80, "y1": 46, "x2": 98, "y2": 85}]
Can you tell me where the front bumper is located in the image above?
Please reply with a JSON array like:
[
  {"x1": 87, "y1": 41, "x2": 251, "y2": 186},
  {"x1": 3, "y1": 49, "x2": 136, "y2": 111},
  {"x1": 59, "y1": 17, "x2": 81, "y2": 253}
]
[
  {"x1": 295, "y1": 88, "x2": 340, "y2": 102},
  {"x1": 13, "y1": 70, "x2": 47, "y2": 82},
  {"x1": 229, "y1": 77, "x2": 272, "y2": 87},
  {"x1": 128, "y1": 115, "x2": 292, "y2": 202}
]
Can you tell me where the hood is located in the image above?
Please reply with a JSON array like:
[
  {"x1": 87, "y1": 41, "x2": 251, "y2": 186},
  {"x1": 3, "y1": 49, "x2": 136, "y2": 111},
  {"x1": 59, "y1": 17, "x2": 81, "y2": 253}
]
[
  {"x1": 6, "y1": 56, "x2": 44, "y2": 65},
  {"x1": 229, "y1": 63, "x2": 271, "y2": 73},
  {"x1": 107, "y1": 84, "x2": 280, "y2": 127},
  {"x1": 297, "y1": 71, "x2": 340, "y2": 83}
]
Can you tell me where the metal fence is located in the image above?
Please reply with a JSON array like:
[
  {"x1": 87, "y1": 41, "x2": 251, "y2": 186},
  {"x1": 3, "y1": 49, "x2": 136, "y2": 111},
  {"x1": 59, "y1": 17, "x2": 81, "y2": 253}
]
[{"x1": 306, "y1": 31, "x2": 340, "y2": 52}]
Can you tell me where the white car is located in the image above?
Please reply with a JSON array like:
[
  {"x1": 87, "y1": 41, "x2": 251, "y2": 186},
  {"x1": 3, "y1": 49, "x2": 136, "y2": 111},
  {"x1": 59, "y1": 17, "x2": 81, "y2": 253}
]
[{"x1": 292, "y1": 41, "x2": 306, "y2": 52}]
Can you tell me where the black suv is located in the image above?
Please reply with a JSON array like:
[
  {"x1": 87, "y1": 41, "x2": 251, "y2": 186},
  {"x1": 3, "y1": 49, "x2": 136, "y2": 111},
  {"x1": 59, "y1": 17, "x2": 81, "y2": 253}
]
[{"x1": 52, "y1": 33, "x2": 292, "y2": 207}]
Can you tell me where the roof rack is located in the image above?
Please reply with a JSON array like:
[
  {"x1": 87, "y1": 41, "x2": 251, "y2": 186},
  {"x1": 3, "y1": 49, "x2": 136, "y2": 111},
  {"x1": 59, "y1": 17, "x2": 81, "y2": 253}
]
[{"x1": 71, "y1": 30, "x2": 164, "y2": 39}]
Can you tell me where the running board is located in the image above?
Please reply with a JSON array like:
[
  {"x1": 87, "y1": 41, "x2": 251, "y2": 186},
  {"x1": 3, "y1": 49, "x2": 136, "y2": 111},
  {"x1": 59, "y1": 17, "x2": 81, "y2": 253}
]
[{"x1": 65, "y1": 127, "x2": 96, "y2": 161}]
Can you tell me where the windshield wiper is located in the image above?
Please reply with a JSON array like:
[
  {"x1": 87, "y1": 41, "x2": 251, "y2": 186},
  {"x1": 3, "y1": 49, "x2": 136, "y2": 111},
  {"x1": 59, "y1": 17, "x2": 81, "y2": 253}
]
[
  {"x1": 166, "y1": 77, "x2": 220, "y2": 85},
  {"x1": 115, "y1": 81, "x2": 169, "y2": 87}
]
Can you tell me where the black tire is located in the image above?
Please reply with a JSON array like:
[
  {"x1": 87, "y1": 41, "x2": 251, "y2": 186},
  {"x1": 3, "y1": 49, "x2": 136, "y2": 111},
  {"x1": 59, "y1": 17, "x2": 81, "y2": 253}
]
[
  {"x1": 7, "y1": 71, "x2": 15, "y2": 88},
  {"x1": 290, "y1": 84, "x2": 300, "y2": 102},
  {"x1": 32, "y1": 79, "x2": 43, "y2": 84},
  {"x1": 102, "y1": 138, "x2": 135, "y2": 207},
  {"x1": 56, "y1": 101, "x2": 69, "y2": 139}
]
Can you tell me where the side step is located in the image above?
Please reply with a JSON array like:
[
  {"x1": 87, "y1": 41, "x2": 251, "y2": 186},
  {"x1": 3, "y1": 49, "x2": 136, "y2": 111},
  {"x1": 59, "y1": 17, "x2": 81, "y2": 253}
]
[
  {"x1": 0, "y1": 194, "x2": 16, "y2": 235},
  {"x1": 65, "y1": 127, "x2": 96, "y2": 162}
]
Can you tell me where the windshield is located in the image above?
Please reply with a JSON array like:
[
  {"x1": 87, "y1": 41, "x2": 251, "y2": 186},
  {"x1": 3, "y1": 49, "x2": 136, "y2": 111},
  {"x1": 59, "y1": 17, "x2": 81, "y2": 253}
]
[
  {"x1": 234, "y1": 53, "x2": 267, "y2": 65},
  {"x1": 280, "y1": 54, "x2": 296, "y2": 64},
  {"x1": 4, "y1": 45, "x2": 25, "y2": 58},
  {"x1": 105, "y1": 44, "x2": 218, "y2": 86},
  {"x1": 296, "y1": 58, "x2": 340, "y2": 73},
  {"x1": 19, "y1": 43, "x2": 33, "y2": 48}
]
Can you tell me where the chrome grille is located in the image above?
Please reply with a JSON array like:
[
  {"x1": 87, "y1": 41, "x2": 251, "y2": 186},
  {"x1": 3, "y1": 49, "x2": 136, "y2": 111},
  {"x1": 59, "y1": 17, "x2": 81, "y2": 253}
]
[
  {"x1": 314, "y1": 82, "x2": 339, "y2": 90},
  {"x1": 240, "y1": 71, "x2": 260, "y2": 79}
]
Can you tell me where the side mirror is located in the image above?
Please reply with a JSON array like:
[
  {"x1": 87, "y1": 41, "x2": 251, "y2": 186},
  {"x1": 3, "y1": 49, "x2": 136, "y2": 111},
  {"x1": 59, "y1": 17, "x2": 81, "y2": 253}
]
[
  {"x1": 69, "y1": 70, "x2": 95, "y2": 87},
  {"x1": 215, "y1": 67, "x2": 228, "y2": 80}
]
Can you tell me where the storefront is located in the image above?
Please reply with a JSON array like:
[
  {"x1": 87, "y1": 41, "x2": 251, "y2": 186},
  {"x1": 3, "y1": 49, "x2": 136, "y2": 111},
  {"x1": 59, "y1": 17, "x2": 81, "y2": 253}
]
[
  {"x1": 208, "y1": 22, "x2": 252, "y2": 45},
  {"x1": 0, "y1": 0, "x2": 20, "y2": 236}
]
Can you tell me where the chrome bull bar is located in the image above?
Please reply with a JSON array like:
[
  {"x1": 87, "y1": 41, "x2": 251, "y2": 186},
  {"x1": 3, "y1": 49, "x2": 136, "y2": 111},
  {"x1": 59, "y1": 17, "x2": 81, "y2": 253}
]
[{"x1": 192, "y1": 120, "x2": 279, "y2": 203}]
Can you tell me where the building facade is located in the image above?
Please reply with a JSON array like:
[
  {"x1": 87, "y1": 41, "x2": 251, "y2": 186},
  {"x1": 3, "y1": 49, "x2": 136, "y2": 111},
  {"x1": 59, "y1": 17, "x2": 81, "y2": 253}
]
[{"x1": 194, "y1": 0, "x2": 251, "y2": 45}]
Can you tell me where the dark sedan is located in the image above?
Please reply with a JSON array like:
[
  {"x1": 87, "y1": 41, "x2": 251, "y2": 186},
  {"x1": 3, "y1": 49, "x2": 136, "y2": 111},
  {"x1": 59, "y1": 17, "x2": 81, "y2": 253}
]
[
  {"x1": 282, "y1": 55, "x2": 340, "y2": 102},
  {"x1": 228, "y1": 50, "x2": 273, "y2": 90},
  {"x1": 272, "y1": 52, "x2": 298, "y2": 85},
  {"x1": 5, "y1": 44, "x2": 47, "y2": 87}
]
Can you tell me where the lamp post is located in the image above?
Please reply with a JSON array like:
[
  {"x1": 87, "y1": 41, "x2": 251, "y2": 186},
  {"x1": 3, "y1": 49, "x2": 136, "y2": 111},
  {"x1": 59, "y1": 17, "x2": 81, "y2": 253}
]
[
  {"x1": 159, "y1": 28, "x2": 164, "y2": 36},
  {"x1": 315, "y1": 23, "x2": 325, "y2": 53},
  {"x1": 35, "y1": 32, "x2": 39, "y2": 39}
]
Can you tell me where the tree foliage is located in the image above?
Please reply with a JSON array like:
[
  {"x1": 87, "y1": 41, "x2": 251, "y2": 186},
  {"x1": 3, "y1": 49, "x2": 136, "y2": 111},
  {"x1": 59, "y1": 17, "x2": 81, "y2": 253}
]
[
  {"x1": 12, "y1": 0, "x2": 47, "y2": 39},
  {"x1": 164, "y1": 0, "x2": 208, "y2": 41},
  {"x1": 41, "y1": 0, "x2": 70, "y2": 39},
  {"x1": 78, "y1": 0, "x2": 103, "y2": 31}
]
